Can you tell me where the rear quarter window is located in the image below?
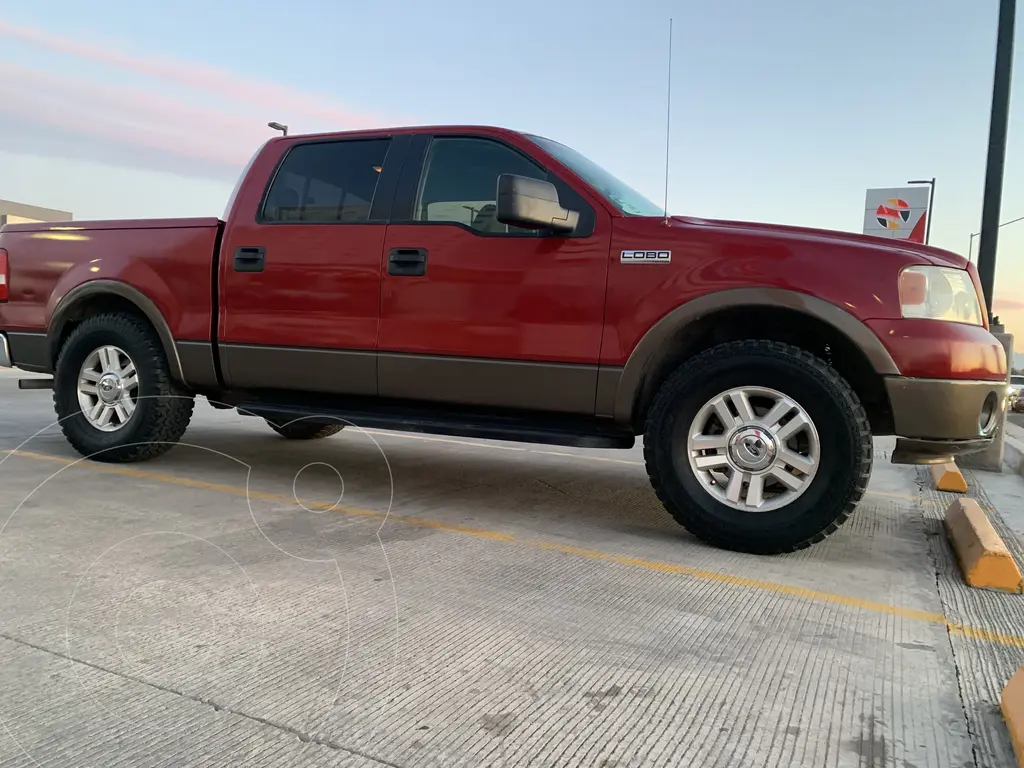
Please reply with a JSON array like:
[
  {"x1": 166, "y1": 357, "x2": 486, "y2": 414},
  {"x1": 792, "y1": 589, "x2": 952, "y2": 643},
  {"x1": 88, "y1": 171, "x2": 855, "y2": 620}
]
[{"x1": 260, "y1": 138, "x2": 392, "y2": 224}]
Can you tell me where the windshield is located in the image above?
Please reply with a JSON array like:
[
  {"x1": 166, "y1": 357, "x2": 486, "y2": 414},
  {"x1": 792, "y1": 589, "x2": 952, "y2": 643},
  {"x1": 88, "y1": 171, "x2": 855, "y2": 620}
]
[
  {"x1": 1012, "y1": 375, "x2": 1024, "y2": 386},
  {"x1": 525, "y1": 134, "x2": 664, "y2": 217}
]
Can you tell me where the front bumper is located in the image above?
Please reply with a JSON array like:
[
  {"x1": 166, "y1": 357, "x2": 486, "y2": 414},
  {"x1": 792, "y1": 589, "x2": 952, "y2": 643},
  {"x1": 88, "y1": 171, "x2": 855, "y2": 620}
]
[{"x1": 886, "y1": 377, "x2": 1010, "y2": 465}]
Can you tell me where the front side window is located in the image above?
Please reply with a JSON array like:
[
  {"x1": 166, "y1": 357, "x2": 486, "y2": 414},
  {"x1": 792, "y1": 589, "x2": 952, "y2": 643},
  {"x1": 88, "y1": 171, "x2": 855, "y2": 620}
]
[
  {"x1": 261, "y1": 138, "x2": 391, "y2": 223},
  {"x1": 414, "y1": 137, "x2": 549, "y2": 235}
]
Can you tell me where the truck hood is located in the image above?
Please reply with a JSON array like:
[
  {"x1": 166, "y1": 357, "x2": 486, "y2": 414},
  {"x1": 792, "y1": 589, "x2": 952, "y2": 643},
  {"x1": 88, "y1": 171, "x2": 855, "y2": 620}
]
[{"x1": 665, "y1": 215, "x2": 968, "y2": 269}]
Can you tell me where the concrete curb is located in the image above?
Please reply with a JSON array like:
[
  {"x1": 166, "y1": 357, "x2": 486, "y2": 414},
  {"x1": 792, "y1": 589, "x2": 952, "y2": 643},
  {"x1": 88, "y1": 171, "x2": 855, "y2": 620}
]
[
  {"x1": 931, "y1": 462, "x2": 968, "y2": 493},
  {"x1": 1002, "y1": 666, "x2": 1024, "y2": 767},
  {"x1": 944, "y1": 497, "x2": 1024, "y2": 593},
  {"x1": 1006, "y1": 422, "x2": 1024, "y2": 477}
]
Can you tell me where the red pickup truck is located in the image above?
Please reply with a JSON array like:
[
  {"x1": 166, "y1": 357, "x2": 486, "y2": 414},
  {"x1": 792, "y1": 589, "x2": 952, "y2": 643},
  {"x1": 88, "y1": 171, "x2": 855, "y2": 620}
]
[{"x1": 0, "y1": 125, "x2": 1009, "y2": 554}]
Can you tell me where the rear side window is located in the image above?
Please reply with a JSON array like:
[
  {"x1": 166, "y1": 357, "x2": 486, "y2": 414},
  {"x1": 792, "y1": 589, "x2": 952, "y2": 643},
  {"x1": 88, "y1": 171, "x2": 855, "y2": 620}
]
[{"x1": 261, "y1": 138, "x2": 391, "y2": 223}]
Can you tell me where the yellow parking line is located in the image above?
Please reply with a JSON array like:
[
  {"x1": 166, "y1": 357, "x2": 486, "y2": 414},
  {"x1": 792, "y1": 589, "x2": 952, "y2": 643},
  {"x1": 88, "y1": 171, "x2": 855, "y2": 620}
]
[{"x1": 4, "y1": 448, "x2": 1019, "y2": 647}]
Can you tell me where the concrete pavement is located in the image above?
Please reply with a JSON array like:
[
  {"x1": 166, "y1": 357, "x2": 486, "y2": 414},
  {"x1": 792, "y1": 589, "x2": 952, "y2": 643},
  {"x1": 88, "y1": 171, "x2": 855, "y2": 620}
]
[{"x1": 1, "y1": 369, "x2": 1023, "y2": 767}]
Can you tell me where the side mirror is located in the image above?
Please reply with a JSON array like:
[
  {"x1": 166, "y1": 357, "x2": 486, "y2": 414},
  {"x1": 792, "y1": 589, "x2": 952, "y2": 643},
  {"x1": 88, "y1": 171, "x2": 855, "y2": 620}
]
[{"x1": 495, "y1": 174, "x2": 579, "y2": 234}]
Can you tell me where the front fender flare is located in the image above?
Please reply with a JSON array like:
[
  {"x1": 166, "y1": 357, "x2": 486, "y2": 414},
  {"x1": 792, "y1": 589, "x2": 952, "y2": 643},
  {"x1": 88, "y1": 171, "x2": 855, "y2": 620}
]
[{"x1": 601, "y1": 287, "x2": 900, "y2": 424}]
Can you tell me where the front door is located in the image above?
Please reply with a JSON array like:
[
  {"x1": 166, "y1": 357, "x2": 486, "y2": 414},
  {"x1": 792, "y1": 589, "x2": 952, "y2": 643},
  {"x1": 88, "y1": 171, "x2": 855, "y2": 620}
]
[
  {"x1": 378, "y1": 134, "x2": 611, "y2": 414},
  {"x1": 218, "y1": 136, "x2": 404, "y2": 395}
]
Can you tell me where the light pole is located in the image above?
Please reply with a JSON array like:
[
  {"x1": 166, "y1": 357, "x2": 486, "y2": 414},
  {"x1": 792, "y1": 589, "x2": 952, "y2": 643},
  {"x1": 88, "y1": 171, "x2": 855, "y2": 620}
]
[
  {"x1": 268, "y1": 121, "x2": 288, "y2": 136},
  {"x1": 976, "y1": 0, "x2": 1016, "y2": 319},
  {"x1": 960, "y1": 0, "x2": 1018, "y2": 473},
  {"x1": 907, "y1": 177, "x2": 935, "y2": 244},
  {"x1": 968, "y1": 213, "x2": 1024, "y2": 260}
]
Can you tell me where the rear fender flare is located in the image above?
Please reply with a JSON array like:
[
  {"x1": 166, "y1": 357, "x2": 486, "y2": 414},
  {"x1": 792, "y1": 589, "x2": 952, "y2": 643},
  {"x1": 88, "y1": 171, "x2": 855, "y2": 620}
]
[
  {"x1": 48, "y1": 280, "x2": 186, "y2": 384},
  {"x1": 607, "y1": 287, "x2": 901, "y2": 424}
]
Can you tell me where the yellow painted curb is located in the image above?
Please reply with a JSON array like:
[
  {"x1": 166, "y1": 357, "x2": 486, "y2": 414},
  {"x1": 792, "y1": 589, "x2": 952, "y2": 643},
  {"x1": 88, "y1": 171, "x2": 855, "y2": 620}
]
[
  {"x1": 1002, "y1": 666, "x2": 1024, "y2": 767},
  {"x1": 944, "y1": 498, "x2": 1024, "y2": 593},
  {"x1": 930, "y1": 461, "x2": 968, "y2": 493}
]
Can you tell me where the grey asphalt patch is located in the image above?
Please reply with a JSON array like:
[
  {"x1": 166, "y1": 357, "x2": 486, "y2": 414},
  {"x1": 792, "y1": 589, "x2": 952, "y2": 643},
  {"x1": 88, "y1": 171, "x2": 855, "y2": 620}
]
[{"x1": 0, "y1": 382, "x2": 1017, "y2": 766}]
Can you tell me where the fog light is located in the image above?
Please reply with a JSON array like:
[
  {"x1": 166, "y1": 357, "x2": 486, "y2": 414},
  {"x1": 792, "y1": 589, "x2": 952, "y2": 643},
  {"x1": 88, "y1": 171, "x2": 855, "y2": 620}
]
[{"x1": 979, "y1": 391, "x2": 999, "y2": 435}]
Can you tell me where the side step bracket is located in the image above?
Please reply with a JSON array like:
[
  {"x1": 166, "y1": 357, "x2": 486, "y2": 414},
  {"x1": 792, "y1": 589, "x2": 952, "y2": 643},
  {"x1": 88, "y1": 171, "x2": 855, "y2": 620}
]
[{"x1": 19, "y1": 378, "x2": 54, "y2": 390}]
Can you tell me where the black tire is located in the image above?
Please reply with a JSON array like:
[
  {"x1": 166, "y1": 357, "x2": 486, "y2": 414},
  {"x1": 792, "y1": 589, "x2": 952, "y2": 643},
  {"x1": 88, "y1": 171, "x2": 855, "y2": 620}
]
[
  {"x1": 266, "y1": 419, "x2": 344, "y2": 440},
  {"x1": 53, "y1": 313, "x2": 195, "y2": 463},
  {"x1": 644, "y1": 339, "x2": 872, "y2": 554}
]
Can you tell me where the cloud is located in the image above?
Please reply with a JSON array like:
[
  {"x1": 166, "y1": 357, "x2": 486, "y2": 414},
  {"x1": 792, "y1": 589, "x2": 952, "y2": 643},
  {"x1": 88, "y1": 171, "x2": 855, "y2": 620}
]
[
  {"x1": 0, "y1": 19, "x2": 386, "y2": 130},
  {"x1": 993, "y1": 298, "x2": 1024, "y2": 312},
  {"x1": 0, "y1": 61, "x2": 261, "y2": 168},
  {"x1": 0, "y1": 115, "x2": 242, "y2": 184},
  {"x1": 0, "y1": 20, "x2": 392, "y2": 178}
]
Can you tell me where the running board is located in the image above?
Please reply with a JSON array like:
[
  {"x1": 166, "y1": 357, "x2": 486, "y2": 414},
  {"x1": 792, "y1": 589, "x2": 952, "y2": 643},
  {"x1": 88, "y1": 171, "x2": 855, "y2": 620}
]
[{"x1": 235, "y1": 400, "x2": 635, "y2": 450}]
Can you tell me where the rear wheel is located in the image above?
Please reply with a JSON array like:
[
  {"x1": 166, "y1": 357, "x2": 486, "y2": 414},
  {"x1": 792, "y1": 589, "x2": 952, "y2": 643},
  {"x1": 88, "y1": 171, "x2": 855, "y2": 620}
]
[
  {"x1": 266, "y1": 419, "x2": 344, "y2": 440},
  {"x1": 53, "y1": 313, "x2": 194, "y2": 463},
  {"x1": 644, "y1": 339, "x2": 872, "y2": 554}
]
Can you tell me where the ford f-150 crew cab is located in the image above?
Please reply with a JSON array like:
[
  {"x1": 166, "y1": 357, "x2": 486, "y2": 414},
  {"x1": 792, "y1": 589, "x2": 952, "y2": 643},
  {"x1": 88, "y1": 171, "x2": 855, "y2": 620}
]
[{"x1": 0, "y1": 125, "x2": 1010, "y2": 554}]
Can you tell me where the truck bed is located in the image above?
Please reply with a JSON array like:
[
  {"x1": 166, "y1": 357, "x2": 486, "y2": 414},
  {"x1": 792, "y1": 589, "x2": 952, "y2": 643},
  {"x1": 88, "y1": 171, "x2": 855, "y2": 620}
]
[{"x1": 0, "y1": 217, "x2": 222, "y2": 341}]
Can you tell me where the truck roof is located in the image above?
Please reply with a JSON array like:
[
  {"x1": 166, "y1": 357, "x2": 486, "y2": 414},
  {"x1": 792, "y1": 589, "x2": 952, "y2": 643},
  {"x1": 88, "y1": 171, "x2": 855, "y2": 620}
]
[{"x1": 274, "y1": 124, "x2": 531, "y2": 142}]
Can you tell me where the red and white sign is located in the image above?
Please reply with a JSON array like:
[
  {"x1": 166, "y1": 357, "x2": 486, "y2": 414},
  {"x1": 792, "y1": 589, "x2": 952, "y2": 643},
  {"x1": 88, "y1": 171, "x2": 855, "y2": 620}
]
[{"x1": 862, "y1": 186, "x2": 930, "y2": 242}]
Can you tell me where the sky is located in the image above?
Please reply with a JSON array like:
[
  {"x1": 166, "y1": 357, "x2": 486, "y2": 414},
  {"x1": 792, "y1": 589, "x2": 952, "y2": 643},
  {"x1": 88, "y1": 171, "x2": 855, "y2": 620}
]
[{"x1": 1, "y1": 1, "x2": 1023, "y2": 361}]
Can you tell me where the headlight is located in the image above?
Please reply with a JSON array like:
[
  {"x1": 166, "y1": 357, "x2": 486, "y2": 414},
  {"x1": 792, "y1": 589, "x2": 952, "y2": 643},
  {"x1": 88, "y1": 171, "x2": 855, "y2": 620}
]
[{"x1": 898, "y1": 266, "x2": 984, "y2": 325}]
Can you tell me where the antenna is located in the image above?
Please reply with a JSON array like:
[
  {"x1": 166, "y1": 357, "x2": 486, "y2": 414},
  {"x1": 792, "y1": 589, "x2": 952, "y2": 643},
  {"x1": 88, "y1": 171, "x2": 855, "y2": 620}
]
[{"x1": 663, "y1": 18, "x2": 673, "y2": 226}]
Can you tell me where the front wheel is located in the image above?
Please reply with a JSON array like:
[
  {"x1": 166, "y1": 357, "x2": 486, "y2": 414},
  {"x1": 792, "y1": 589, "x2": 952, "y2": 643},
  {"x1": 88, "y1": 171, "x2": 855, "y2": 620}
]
[{"x1": 644, "y1": 339, "x2": 872, "y2": 554}]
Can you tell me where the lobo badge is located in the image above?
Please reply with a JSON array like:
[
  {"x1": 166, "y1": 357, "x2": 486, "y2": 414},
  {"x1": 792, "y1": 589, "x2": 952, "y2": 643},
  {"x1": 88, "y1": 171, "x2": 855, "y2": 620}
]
[{"x1": 620, "y1": 250, "x2": 671, "y2": 263}]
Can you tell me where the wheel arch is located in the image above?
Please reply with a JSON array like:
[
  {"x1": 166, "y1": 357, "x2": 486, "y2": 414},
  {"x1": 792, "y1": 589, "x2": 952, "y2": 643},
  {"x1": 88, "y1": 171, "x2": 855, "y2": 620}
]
[
  {"x1": 605, "y1": 288, "x2": 900, "y2": 434},
  {"x1": 48, "y1": 280, "x2": 186, "y2": 384}
]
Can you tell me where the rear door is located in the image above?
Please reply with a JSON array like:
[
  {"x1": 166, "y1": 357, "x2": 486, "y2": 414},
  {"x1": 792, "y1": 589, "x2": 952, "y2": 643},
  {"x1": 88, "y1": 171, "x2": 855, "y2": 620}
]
[
  {"x1": 377, "y1": 133, "x2": 612, "y2": 414},
  {"x1": 218, "y1": 135, "x2": 407, "y2": 394}
]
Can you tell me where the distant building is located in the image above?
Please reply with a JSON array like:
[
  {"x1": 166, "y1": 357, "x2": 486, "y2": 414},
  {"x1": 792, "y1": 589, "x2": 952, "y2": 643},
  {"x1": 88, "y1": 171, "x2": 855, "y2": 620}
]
[{"x1": 0, "y1": 198, "x2": 72, "y2": 226}]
